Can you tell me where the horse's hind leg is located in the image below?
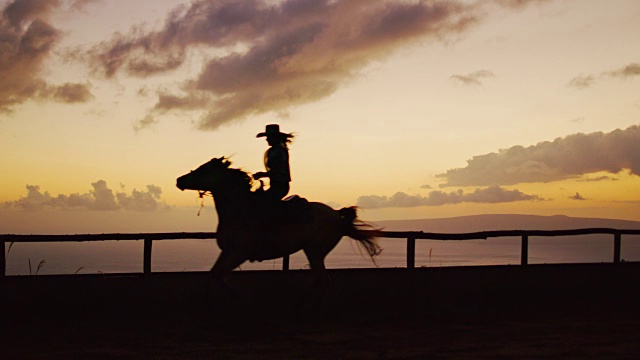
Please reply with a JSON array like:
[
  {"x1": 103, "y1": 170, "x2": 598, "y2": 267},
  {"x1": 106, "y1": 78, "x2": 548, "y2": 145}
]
[
  {"x1": 303, "y1": 249, "x2": 331, "y2": 290},
  {"x1": 292, "y1": 248, "x2": 332, "y2": 315}
]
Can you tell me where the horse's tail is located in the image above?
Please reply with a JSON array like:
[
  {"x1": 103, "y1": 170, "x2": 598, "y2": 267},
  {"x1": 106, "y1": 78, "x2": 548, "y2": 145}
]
[{"x1": 339, "y1": 206, "x2": 383, "y2": 260}]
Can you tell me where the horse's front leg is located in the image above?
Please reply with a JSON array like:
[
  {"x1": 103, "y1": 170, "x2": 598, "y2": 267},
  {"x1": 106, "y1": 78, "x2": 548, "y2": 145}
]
[{"x1": 205, "y1": 250, "x2": 246, "y2": 298}]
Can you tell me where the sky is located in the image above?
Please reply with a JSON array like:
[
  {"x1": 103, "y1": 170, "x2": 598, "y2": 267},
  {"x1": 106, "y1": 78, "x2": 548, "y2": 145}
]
[{"x1": 1, "y1": 0, "x2": 640, "y2": 234}]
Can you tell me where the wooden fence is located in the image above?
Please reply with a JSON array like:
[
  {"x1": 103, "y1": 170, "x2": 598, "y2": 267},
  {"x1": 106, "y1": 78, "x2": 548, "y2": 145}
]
[{"x1": 2, "y1": 228, "x2": 640, "y2": 277}]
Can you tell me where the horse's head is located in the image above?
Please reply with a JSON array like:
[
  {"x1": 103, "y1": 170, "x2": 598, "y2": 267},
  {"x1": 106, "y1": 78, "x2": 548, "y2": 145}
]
[{"x1": 176, "y1": 157, "x2": 252, "y2": 194}]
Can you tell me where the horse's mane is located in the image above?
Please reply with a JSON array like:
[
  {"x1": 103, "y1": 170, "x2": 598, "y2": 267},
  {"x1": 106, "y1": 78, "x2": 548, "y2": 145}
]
[{"x1": 212, "y1": 157, "x2": 254, "y2": 193}]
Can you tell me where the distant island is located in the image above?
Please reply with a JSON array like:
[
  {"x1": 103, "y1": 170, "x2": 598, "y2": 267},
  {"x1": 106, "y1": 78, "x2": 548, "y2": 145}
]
[{"x1": 374, "y1": 214, "x2": 640, "y2": 233}]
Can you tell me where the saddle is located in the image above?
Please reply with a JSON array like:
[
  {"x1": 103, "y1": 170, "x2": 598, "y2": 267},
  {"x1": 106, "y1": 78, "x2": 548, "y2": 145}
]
[
  {"x1": 255, "y1": 195, "x2": 314, "y2": 227},
  {"x1": 277, "y1": 195, "x2": 314, "y2": 225},
  {"x1": 248, "y1": 195, "x2": 314, "y2": 261}
]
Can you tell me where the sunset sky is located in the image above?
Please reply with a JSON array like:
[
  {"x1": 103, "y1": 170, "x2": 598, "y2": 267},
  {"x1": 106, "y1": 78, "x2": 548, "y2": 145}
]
[{"x1": 2, "y1": 0, "x2": 640, "y2": 234}]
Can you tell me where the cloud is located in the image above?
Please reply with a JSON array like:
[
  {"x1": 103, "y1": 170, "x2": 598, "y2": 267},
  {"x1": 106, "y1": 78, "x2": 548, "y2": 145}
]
[
  {"x1": 569, "y1": 192, "x2": 586, "y2": 201},
  {"x1": 133, "y1": 114, "x2": 159, "y2": 133},
  {"x1": 450, "y1": 69, "x2": 495, "y2": 86},
  {"x1": 3, "y1": 181, "x2": 166, "y2": 211},
  {"x1": 0, "y1": 0, "x2": 61, "y2": 112},
  {"x1": 357, "y1": 185, "x2": 541, "y2": 209},
  {"x1": 462, "y1": 185, "x2": 542, "y2": 203},
  {"x1": 50, "y1": 82, "x2": 94, "y2": 103},
  {"x1": 87, "y1": 0, "x2": 549, "y2": 130},
  {"x1": 69, "y1": 0, "x2": 100, "y2": 12},
  {"x1": 2, "y1": 0, "x2": 61, "y2": 28},
  {"x1": 568, "y1": 62, "x2": 640, "y2": 89},
  {"x1": 493, "y1": 0, "x2": 552, "y2": 9},
  {"x1": 116, "y1": 184, "x2": 164, "y2": 211},
  {"x1": 567, "y1": 74, "x2": 596, "y2": 89},
  {"x1": 578, "y1": 175, "x2": 619, "y2": 182},
  {"x1": 607, "y1": 62, "x2": 640, "y2": 79},
  {"x1": 0, "y1": 0, "x2": 94, "y2": 113},
  {"x1": 437, "y1": 125, "x2": 640, "y2": 187}
]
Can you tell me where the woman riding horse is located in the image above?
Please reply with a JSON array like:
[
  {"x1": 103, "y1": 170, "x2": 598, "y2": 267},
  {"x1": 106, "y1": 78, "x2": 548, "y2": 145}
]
[{"x1": 176, "y1": 156, "x2": 382, "y2": 289}]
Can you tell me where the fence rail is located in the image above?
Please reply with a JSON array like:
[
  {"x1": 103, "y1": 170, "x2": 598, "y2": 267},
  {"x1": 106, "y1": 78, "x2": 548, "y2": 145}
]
[{"x1": 2, "y1": 228, "x2": 640, "y2": 276}]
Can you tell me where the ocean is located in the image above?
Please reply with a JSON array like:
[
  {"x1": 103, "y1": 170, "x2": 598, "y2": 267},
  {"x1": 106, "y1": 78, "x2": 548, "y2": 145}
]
[{"x1": 5, "y1": 234, "x2": 640, "y2": 275}]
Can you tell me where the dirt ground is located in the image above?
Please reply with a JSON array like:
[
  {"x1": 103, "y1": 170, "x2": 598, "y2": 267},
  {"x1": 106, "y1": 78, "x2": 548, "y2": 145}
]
[
  {"x1": 3, "y1": 310, "x2": 640, "y2": 359},
  {"x1": 2, "y1": 265, "x2": 640, "y2": 359}
]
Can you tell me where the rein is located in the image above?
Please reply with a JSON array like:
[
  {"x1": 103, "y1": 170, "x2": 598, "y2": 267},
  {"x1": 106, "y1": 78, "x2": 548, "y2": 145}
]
[{"x1": 197, "y1": 190, "x2": 213, "y2": 216}]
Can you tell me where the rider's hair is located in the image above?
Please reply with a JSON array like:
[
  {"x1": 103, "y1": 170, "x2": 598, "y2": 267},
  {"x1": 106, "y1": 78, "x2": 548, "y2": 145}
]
[{"x1": 273, "y1": 133, "x2": 295, "y2": 145}]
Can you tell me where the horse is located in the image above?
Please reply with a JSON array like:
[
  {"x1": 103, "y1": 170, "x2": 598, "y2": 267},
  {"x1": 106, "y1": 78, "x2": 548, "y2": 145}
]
[{"x1": 176, "y1": 157, "x2": 382, "y2": 289}]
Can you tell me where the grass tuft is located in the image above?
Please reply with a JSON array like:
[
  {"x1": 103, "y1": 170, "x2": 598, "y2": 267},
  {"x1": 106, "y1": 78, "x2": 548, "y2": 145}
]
[
  {"x1": 35, "y1": 260, "x2": 46, "y2": 275},
  {"x1": 27, "y1": 259, "x2": 46, "y2": 275}
]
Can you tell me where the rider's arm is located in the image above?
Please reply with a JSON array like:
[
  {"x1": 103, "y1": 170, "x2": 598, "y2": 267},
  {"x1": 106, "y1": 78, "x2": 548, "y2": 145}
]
[{"x1": 253, "y1": 171, "x2": 267, "y2": 179}]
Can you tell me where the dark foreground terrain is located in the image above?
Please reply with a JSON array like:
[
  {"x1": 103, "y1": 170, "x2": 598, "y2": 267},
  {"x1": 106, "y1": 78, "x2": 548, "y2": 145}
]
[{"x1": 2, "y1": 263, "x2": 640, "y2": 359}]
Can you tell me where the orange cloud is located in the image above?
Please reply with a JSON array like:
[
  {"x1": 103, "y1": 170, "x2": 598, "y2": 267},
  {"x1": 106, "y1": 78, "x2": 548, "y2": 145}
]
[
  {"x1": 569, "y1": 192, "x2": 586, "y2": 201},
  {"x1": 357, "y1": 186, "x2": 541, "y2": 209},
  {"x1": 3, "y1": 181, "x2": 166, "y2": 212},
  {"x1": 438, "y1": 125, "x2": 640, "y2": 187}
]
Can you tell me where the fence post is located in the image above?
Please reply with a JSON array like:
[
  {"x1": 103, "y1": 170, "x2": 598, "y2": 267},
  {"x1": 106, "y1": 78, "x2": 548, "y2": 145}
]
[
  {"x1": 1, "y1": 240, "x2": 5, "y2": 277},
  {"x1": 407, "y1": 236, "x2": 416, "y2": 269},
  {"x1": 613, "y1": 233, "x2": 621, "y2": 264},
  {"x1": 282, "y1": 255, "x2": 290, "y2": 271},
  {"x1": 521, "y1": 235, "x2": 529, "y2": 266},
  {"x1": 143, "y1": 238, "x2": 152, "y2": 275}
]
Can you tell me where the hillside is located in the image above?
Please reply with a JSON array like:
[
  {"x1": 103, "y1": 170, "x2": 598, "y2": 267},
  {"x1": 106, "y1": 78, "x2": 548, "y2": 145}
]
[{"x1": 374, "y1": 214, "x2": 640, "y2": 233}]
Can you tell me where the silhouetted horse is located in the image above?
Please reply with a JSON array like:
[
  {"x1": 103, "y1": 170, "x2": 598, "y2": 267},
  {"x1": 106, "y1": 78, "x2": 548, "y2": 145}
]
[{"x1": 176, "y1": 157, "x2": 381, "y2": 288}]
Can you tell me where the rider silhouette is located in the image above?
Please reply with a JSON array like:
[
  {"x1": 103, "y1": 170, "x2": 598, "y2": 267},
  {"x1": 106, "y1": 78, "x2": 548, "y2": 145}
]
[{"x1": 253, "y1": 124, "x2": 293, "y2": 204}]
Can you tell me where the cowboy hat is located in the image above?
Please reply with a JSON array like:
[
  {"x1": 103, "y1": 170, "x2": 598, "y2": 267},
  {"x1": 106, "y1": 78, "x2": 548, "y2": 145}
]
[{"x1": 256, "y1": 124, "x2": 293, "y2": 138}]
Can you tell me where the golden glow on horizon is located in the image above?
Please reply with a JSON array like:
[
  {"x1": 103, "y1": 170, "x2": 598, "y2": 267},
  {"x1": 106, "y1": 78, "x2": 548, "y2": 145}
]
[{"x1": 1, "y1": 0, "x2": 640, "y2": 231}]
